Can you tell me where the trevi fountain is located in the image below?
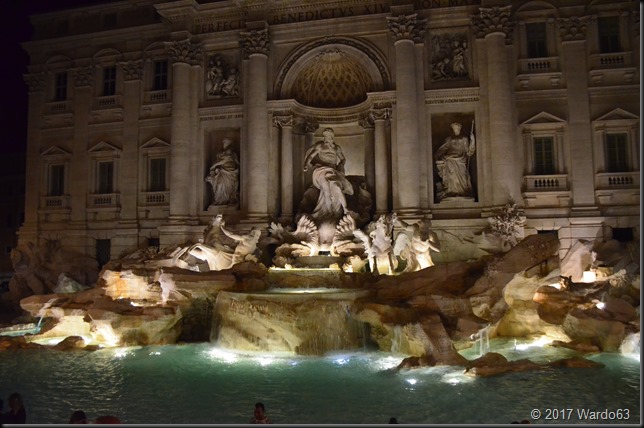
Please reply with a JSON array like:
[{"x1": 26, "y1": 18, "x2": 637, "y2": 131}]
[{"x1": 0, "y1": 127, "x2": 640, "y2": 424}]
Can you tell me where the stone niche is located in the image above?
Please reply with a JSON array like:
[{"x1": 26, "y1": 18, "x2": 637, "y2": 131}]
[
  {"x1": 203, "y1": 130, "x2": 241, "y2": 212},
  {"x1": 431, "y1": 113, "x2": 478, "y2": 204}
]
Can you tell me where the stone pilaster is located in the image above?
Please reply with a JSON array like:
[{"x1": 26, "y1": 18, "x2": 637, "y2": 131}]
[
  {"x1": 69, "y1": 66, "x2": 94, "y2": 226},
  {"x1": 166, "y1": 40, "x2": 202, "y2": 222},
  {"x1": 557, "y1": 16, "x2": 597, "y2": 214},
  {"x1": 18, "y1": 73, "x2": 47, "y2": 245},
  {"x1": 119, "y1": 60, "x2": 143, "y2": 227},
  {"x1": 274, "y1": 114, "x2": 294, "y2": 223},
  {"x1": 387, "y1": 13, "x2": 426, "y2": 217},
  {"x1": 240, "y1": 28, "x2": 270, "y2": 221},
  {"x1": 359, "y1": 116, "x2": 375, "y2": 197},
  {"x1": 472, "y1": 6, "x2": 521, "y2": 206},
  {"x1": 369, "y1": 108, "x2": 391, "y2": 215}
]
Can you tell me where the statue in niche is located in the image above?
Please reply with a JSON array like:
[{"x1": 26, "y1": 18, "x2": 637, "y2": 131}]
[
  {"x1": 206, "y1": 55, "x2": 240, "y2": 97},
  {"x1": 431, "y1": 34, "x2": 468, "y2": 80},
  {"x1": 435, "y1": 121, "x2": 475, "y2": 201},
  {"x1": 205, "y1": 138, "x2": 239, "y2": 206},
  {"x1": 392, "y1": 215, "x2": 441, "y2": 272},
  {"x1": 302, "y1": 127, "x2": 354, "y2": 222}
]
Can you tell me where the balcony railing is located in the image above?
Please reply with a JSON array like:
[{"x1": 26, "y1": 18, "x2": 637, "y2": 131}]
[
  {"x1": 40, "y1": 195, "x2": 70, "y2": 209},
  {"x1": 523, "y1": 174, "x2": 568, "y2": 191},
  {"x1": 518, "y1": 57, "x2": 560, "y2": 74},
  {"x1": 94, "y1": 95, "x2": 122, "y2": 109},
  {"x1": 589, "y1": 52, "x2": 632, "y2": 69},
  {"x1": 46, "y1": 101, "x2": 70, "y2": 114},
  {"x1": 141, "y1": 191, "x2": 169, "y2": 205},
  {"x1": 595, "y1": 171, "x2": 639, "y2": 189},
  {"x1": 89, "y1": 193, "x2": 120, "y2": 207}
]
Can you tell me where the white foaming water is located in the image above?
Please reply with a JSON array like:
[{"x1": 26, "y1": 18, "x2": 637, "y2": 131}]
[{"x1": 619, "y1": 332, "x2": 640, "y2": 360}]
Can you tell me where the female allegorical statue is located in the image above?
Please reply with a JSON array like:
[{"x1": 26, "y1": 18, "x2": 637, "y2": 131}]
[
  {"x1": 435, "y1": 121, "x2": 475, "y2": 201},
  {"x1": 206, "y1": 138, "x2": 240, "y2": 206}
]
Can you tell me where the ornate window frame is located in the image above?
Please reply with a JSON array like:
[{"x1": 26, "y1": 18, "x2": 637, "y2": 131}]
[
  {"x1": 88, "y1": 141, "x2": 121, "y2": 208},
  {"x1": 143, "y1": 42, "x2": 172, "y2": 104},
  {"x1": 139, "y1": 138, "x2": 171, "y2": 206},
  {"x1": 40, "y1": 146, "x2": 72, "y2": 211}
]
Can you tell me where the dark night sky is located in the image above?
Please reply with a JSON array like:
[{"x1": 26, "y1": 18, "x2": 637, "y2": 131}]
[{"x1": 0, "y1": 0, "x2": 107, "y2": 155}]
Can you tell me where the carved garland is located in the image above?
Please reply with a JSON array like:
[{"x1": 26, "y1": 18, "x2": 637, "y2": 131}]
[
  {"x1": 73, "y1": 66, "x2": 95, "y2": 87},
  {"x1": 24, "y1": 73, "x2": 46, "y2": 92},
  {"x1": 557, "y1": 16, "x2": 589, "y2": 41},
  {"x1": 120, "y1": 60, "x2": 143, "y2": 81}
]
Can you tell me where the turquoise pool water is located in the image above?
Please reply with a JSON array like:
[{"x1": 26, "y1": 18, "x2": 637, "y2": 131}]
[{"x1": 0, "y1": 340, "x2": 639, "y2": 424}]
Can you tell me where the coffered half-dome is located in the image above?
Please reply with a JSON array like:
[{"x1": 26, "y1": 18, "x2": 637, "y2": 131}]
[{"x1": 291, "y1": 49, "x2": 373, "y2": 108}]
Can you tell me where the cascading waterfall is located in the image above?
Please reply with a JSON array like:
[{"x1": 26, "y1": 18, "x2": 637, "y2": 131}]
[
  {"x1": 619, "y1": 332, "x2": 640, "y2": 359},
  {"x1": 474, "y1": 325, "x2": 490, "y2": 357}
]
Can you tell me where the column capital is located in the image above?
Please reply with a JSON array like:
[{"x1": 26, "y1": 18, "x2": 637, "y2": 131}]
[
  {"x1": 120, "y1": 60, "x2": 143, "y2": 81},
  {"x1": 369, "y1": 108, "x2": 391, "y2": 122},
  {"x1": 359, "y1": 117, "x2": 374, "y2": 129},
  {"x1": 166, "y1": 39, "x2": 203, "y2": 65},
  {"x1": 73, "y1": 66, "x2": 95, "y2": 87},
  {"x1": 472, "y1": 5, "x2": 513, "y2": 40},
  {"x1": 302, "y1": 121, "x2": 319, "y2": 134},
  {"x1": 240, "y1": 29, "x2": 269, "y2": 58},
  {"x1": 387, "y1": 14, "x2": 427, "y2": 42},
  {"x1": 557, "y1": 16, "x2": 590, "y2": 42},
  {"x1": 273, "y1": 114, "x2": 293, "y2": 128},
  {"x1": 24, "y1": 72, "x2": 46, "y2": 92}
]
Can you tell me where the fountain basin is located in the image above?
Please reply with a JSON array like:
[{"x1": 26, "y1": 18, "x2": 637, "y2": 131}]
[{"x1": 212, "y1": 288, "x2": 371, "y2": 355}]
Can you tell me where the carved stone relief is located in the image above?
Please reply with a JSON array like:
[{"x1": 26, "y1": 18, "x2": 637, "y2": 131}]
[
  {"x1": 206, "y1": 54, "x2": 240, "y2": 98},
  {"x1": 431, "y1": 33, "x2": 469, "y2": 81}
]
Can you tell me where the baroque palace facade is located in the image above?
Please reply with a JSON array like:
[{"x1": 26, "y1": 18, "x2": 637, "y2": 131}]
[{"x1": 20, "y1": 0, "x2": 639, "y2": 265}]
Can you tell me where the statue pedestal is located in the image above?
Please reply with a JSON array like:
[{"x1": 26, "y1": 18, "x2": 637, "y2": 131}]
[{"x1": 295, "y1": 256, "x2": 345, "y2": 269}]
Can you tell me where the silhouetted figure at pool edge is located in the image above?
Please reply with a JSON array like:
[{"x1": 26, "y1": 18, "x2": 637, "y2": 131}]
[
  {"x1": 249, "y1": 402, "x2": 272, "y2": 424},
  {"x1": 4, "y1": 392, "x2": 27, "y2": 424},
  {"x1": 69, "y1": 410, "x2": 88, "y2": 424},
  {"x1": 389, "y1": 416, "x2": 399, "y2": 423}
]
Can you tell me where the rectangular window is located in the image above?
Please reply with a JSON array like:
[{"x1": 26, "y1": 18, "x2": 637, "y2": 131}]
[
  {"x1": 153, "y1": 60, "x2": 168, "y2": 91},
  {"x1": 526, "y1": 22, "x2": 548, "y2": 58},
  {"x1": 606, "y1": 133, "x2": 628, "y2": 172},
  {"x1": 97, "y1": 161, "x2": 114, "y2": 194},
  {"x1": 533, "y1": 137, "x2": 555, "y2": 175},
  {"x1": 598, "y1": 16, "x2": 621, "y2": 53},
  {"x1": 49, "y1": 164, "x2": 65, "y2": 196},
  {"x1": 103, "y1": 66, "x2": 116, "y2": 96},
  {"x1": 54, "y1": 72, "x2": 68, "y2": 101},
  {"x1": 149, "y1": 158, "x2": 166, "y2": 191}
]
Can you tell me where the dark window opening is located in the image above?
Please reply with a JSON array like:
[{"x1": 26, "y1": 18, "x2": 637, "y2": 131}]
[
  {"x1": 537, "y1": 229, "x2": 558, "y2": 236},
  {"x1": 96, "y1": 239, "x2": 111, "y2": 268},
  {"x1": 534, "y1": 137, "x2": 555, "y2": 175},
  {"x1": 606, "y1": 133, "x2": 628, "y2": 172},
  {"x1": 97, "y1": 161, "x2": 114, "y2": 194},
  {"x1": 103, "y1": 66, "x2": 116, "y2": 96},
  {"x1": 49, "y1": 164, "x2": 65, "y2": 196},
  {"x1": 612, "y1": 227, "x2": 633, "y2": 242},
  {"x1": 526, "y1": 22, "x2": 548, "y2": 58},
  {"x1": 598, "y1": 16, "x2": 621, "y2": 53},
  {"x1": 55, "y1": 72, "x2": 68, "y2": 101},
  {"x1": 147, "y1": 238, "x2": 160, "y2": 250},
  {"x1": 149, "y1": 158, "x2": 166, "y2": 191},
  {"x1": 153, "y1": 60, "x2": 168, "y2": 91}
]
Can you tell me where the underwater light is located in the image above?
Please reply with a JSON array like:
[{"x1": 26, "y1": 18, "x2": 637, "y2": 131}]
[
  {"x1": 581, "y1": 270, "x2": 597, "y2": 283},
  {"x1": 256, "y1": 356, "x2": 275, "y2": 366},
  {"x1": 596, "y1": 301, "x2": 606, "y2": 310},
  {"x1": 207, "y1": 348, "x2": 240, "y2": 363},
  {"x1": 515, "y1": 336, "x2": 551, "y2": 351},
  {"x1": 405, "y1": 378, "x2": 418, "y2": 385}
]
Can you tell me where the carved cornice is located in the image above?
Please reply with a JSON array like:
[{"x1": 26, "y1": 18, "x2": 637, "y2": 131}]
[
  {"x1": 424, "y1": 87, "x2": 479, "y2": 105},
  {"x1": 472, "y1": 5, "x2": 513, "y2": 40},
  {"x1": 24, "y1": 72, "x2": 46, "y2": 92},
  {"x1": 273, "y1": 114, "x2": 293, "y2": 128},
  {"x1": 240, "y1": 29, "x2": 269, "y2": 58},
  {"x1": 73, "y1": 66, "x2": 95, "y2": 87},
  {"x1": 387, "y1": 14, "x2": 427, "y2": 42},
  {"x1": 369, "y1": 108, "x2": 391, "y2": 122},
  {"x1": 120, "y1": 60, "x2": 143, "y2": 81},
  {"x1": 198, "y1": 105, "x2": 244, "y2": 122},
  {"x1": 557, "y1": 16, "x2": 590, "y2": 41},
  {"x1": 166, "y1": 40, "x2": 203, "y2": 65}
]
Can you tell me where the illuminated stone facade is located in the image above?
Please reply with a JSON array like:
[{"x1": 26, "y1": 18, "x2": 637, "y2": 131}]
[{"x1": 20, "y1": 0, "x2": 639, "y2": 264}]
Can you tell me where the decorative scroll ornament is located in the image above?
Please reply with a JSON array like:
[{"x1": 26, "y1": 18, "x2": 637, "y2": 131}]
[
  {"x1": 240, "y1": 29, "x2": 269, "y2": 58},
  {"x1": 387, "y1": 14, "x2": 426, "y2": 42},
  {"x1": 369, "y1": 108, "x2": 391, "y2": 122},
  {"x1": 73, "y1": 66, "x2": 95, "y2": 87},
  {"x1": 24, "y1": 73, "x2": 46, "y2": 92},
  {"x1": 273, "y1": 115, "x2": 293, "y2": 128},
  {"x1": 166, "y1": 40, "x2": 203, "y2": 65},
  {"x1": 557, "y1": 16, "x2": 590, "y2": 41},
  {"x1": 472, "y1": 5, "x2": 513, "y2": 39},
  {"x1": 120, "y1": 60, "x2": 143, "y2": 81}
]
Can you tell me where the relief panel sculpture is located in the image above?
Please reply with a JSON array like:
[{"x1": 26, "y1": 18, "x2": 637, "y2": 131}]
[
  {"x1": 206, "y1": 54, "x2": 240, "y2": 98},
  {"x1": 431, "y1": 33, "x2": 469, "y2": 81}
]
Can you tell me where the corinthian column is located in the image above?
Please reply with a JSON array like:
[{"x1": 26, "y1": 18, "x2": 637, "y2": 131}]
[
  {"x1": 369, "y1": 108, "x2": 391, "y2": 215},
  {"x1": 166, "y1": 40, "x2": 202, "y2": 221},
  {"x1": 473, "y1": 6, "x2": 521, "y2": 206},
  {"x1": 241, "y1": 28, "x2": 270, "y2": 221},
  {"x1": 387, "y1": 14, "x2": 426, "y2": 218},
  {"x1": 119, "y1": 60, "x2": 142, "y2": 225},
  {"x1": 274, "y1": 114, "x2": 294, "y2": 223}
]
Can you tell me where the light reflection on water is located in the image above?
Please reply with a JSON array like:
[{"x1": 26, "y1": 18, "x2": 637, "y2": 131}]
[{"x1": 0, "y1": 343, "x2": 639, "y2": 424}]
